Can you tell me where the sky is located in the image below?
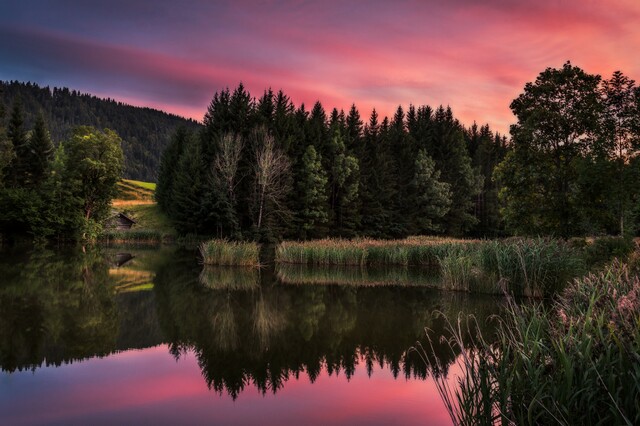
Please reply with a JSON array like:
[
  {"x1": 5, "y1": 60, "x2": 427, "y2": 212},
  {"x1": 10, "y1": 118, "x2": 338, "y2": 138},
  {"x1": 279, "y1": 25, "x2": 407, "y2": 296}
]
[{"x1": 0, "y1": 0, "x2": 639, "y2": 134}]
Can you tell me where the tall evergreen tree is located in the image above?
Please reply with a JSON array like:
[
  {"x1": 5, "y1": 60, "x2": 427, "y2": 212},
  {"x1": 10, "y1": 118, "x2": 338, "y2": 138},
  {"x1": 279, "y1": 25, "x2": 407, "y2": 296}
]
[
  {"x1": 0, "y1": 98, "x2": 14, "y2": 186},
  {"x1": 411, "y1": 149, "x2": 451, "y2": 233},
  {"x1": 170, "y1": 136, "x2": 209, "y2": 235},
  {"x1": 327, "y1": 128, "x2": 360, "y2": 236},
  {"x1": 6, "y1": 97, "x2": 29, "y2": 187},
  {"x1": 156, "y1": 126, "x2": 190, "y2": 214},
  {"x1": 27, "y1": 113, "x2": 54, "y2": 186},
  {"x1": 297, "y1": 145, "x2": 329, "y2": 238}
]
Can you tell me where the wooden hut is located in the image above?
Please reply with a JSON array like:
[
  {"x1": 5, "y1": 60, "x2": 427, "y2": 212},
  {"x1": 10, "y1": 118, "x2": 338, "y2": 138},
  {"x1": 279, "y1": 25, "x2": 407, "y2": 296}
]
[{"x1": 111, "y1": 212, "x2": 136, "y2": 230}]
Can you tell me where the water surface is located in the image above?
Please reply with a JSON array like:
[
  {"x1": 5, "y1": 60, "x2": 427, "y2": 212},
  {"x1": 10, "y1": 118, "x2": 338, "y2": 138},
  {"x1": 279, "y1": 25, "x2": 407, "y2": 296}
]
[{"x1": 0, "y1": 246, "x2": 502, "y2": 425}]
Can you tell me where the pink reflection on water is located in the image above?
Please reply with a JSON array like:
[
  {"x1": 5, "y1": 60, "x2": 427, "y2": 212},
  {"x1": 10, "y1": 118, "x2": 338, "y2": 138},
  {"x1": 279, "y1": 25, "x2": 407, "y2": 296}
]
[{"x1": 0, "y1": 345, "x2": 455, "y2": 425}]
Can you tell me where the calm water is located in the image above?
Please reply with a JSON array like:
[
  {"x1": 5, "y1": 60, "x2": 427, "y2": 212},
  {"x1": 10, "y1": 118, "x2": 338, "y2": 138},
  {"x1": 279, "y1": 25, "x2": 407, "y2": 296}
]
[{"x1": 0, "y1": 246, "x2": 502, "y2": 425}]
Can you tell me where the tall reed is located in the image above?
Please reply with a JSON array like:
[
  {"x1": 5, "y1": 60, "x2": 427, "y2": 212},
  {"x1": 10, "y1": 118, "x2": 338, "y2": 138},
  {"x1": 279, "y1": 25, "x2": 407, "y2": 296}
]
[
  {"x1": 275, "y1": 237, "x2": 476, "y2": 266},
  {"x1": 199, "y1": 239, "x2": 260, "y2": 266},
  {"x1": 416, "y1": 260, "x2": 640, "y2": 425}
]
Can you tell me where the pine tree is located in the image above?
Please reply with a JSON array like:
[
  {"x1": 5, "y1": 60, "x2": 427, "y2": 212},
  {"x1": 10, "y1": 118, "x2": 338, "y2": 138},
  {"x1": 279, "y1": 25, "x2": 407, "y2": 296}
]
[
  {"x1": 0, "y1": 98, "x2": 14, "y2": 186},
  {"x1": 327, "y1": 128, "x2": 360, "y2": 236},
  {"x1": 6, "y1": 97, "x2": 29, "y2": 187},
  {"x1": 156, "y1": 126, "x2": 190, "y2": 214},
  {"x1": 297, "y1": 145, "x2": 328, "y2": 238},
  {"x1": 411, "y1": 149, "x2": 451, "y2": 233},
  {"x1": 27, "y1": 113, "x2": 54, "y2": 186},
  {"x1": 170, "y1": 136, "x2": 209, "y2": 235}
]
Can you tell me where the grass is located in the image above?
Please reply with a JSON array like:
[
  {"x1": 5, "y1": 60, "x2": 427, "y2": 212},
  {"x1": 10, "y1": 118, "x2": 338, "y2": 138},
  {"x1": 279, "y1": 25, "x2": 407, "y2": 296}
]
[
  {"x1": 123, "y1": 179, "x2": 156, "y2": 191},
  {"x1": 199, "y1": 239, "x2": 260, "y2": 266},
  {"x1": 103, "y1": 186, "x2": 177, "y2": 243},
  {"x1": 416, "y1": 259, "x2": 640, "y2": 425},
  {"x1": 116, "y1": 179, "x2": 155, "y2": 201}
]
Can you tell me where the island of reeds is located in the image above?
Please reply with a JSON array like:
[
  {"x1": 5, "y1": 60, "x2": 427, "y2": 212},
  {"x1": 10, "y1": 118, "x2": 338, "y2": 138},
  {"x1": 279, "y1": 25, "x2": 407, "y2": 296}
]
[{"x1": 199, "y1": 239, "x2": 260, "y2": 266}]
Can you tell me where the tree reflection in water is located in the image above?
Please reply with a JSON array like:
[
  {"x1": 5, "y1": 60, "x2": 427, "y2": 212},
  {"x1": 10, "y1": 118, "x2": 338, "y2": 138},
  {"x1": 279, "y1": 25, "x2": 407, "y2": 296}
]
[
  {"x1": 154, "y1": 258, "x2": 503, "y2": 399},
  {"x1": 0, "y1": 246, "x2": 503, "y2": 401}
]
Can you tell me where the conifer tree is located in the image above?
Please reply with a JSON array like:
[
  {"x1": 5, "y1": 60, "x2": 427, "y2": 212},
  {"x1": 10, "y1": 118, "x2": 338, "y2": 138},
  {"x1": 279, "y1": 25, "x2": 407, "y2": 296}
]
[
  {"x1": 411, "y1": 149, "x2": 451, "y2": 233},
  {"x1": 0, "y1": 99, "x2": 14, "y2": 186},
  {"x1": 156, "y1": 126, "x2": 190, "y2": 214},
  {"x1": 170, "y1": 136, "x2": 209, "y2": 234},
  {"x1": 327, "y1": 128, "x2": 360, "y2": 236},
  {"x1": 28, "y1": 113, "x2": 54, "y2": 186},
  {"x1": 297, "y1": 145, "x2": 328, "y2": 238},
  {"x1": 6, "y1": 97, "x2": 29, "y2": 187}
]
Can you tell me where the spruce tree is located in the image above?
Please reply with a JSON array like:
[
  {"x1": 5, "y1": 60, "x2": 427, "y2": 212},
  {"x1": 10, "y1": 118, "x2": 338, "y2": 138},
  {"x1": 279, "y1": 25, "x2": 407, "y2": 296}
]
[
  {"x1": 170, "y1": 136, "x2": 209, "y2": 235},
  {"x1": 7, "y1": 98, "x2": 29, "y2": 187},
  {"x1": 0, "y1": 99, "x2": 14, "y2": 186},
  {"x1": 28, "y1": 113, "x2": 54, "y2": 186},
  {"x1": 156, "y1": 126, "x2": 189, "y2": 214},
  {"x1": 411, "y1": 149, "x2": 451, "y2": 233},
  {"x1": 327, "y1": 128, "x2": 360, "y2": 236},
  {"x1": 297, "y1": 145, "x2": 329, "y2": 238}
]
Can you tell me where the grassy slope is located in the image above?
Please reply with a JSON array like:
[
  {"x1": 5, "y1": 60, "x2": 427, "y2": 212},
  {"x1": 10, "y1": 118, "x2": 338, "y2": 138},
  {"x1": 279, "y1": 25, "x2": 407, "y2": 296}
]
[{"x1": 106, "y1": 179, "x2": 176, "y2": 240}]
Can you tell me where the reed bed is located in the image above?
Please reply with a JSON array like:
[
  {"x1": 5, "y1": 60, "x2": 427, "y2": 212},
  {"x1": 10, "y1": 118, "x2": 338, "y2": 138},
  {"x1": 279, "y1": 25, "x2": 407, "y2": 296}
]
[
  {"x1": 440, "y1": 238, "x2": 586, "y2": 297},
  {"x1": 275, "y1": 237, "x2": 480, "y2": 266},
  {"x1": 277, "y1": 237, "x2": 587, "y2": 296},
  {"x1": 199, "y1": 239, "x2": 260, "y2": 266},
  {"x1": 276, "y1": 263, "x2": 440, "y2": 287},
  {"x1": 416, "y1": 259, "x2": 640, "y2": 425}
]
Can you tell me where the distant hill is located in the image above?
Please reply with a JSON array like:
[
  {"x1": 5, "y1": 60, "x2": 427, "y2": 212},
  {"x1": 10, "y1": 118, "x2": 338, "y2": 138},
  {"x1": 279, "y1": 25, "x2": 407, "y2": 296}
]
[{"x1": 0, "y1": 81, "x2": 202, "y2": 182}]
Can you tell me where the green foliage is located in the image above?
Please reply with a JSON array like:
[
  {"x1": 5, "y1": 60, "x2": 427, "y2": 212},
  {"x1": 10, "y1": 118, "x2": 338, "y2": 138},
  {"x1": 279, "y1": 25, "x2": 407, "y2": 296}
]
[
  {"x1": 0, "y1": 120, "x2": 124, "y2": 242},
  {"x1": 327, "y1": 128, "x2": 360, "y2": 236},
  {"x1": 297, "y1": 145, "x2": 329, "y2": 238},
  {"x1": 27, "y1": 113, "x2": 54, "y2": 186},
  {"x1": 582, "y1": 236, "x2": 635, "y2": 266},
  {"x1": 155, "y1": 126, "x2": 190, "y2": 215},
  {"x1": 498, "y1": 63, "x2": 640, "y2": 237},
  {"x1": 411, "y1": 149, "x2": 451, "y2": 233},
  {"x1": 63, "y1": 126, "x2": 124, "y2": 239}
]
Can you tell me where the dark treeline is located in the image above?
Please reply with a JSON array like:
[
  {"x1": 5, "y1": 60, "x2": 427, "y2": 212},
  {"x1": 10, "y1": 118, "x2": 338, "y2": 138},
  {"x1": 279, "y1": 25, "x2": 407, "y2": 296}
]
[
  {"x1": 159, "y1": 63, "x2": 640, "y2": 240},
  {"x1": 0, "y1": 81, "x2": 201, "y2": 181},
  {"x1": 157, "y1": 84, "x2": 508, "y2": 240}
]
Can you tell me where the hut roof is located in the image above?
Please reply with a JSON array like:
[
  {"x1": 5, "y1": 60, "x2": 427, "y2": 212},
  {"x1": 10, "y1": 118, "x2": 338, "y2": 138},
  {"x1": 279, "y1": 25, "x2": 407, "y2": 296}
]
[{"x1": 115, "y1": 212, "x2": 136, "y2": 224}]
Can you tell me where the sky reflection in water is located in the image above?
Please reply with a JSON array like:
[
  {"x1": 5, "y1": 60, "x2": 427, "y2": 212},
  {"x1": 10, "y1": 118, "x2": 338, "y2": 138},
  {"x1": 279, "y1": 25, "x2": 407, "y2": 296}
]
[{"x1": 0, "y1": 247, "x2": 501, "y2": 425}]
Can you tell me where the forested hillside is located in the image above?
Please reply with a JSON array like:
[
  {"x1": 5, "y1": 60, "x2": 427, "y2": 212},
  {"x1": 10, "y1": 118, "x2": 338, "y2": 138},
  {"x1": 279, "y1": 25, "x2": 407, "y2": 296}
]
[{"x1": 0, "y1": 81, "x2": 201, "y2": 181}]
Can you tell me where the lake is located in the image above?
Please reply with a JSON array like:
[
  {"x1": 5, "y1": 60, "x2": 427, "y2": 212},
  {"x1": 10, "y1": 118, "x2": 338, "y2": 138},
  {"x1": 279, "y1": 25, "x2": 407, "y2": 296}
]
[{"x1": 0, "y1": 246, "x2": 503, "y2": 425}]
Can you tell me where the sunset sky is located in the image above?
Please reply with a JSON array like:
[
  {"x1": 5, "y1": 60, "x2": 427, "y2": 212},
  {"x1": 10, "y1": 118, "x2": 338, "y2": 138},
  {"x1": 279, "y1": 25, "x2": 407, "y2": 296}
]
[{"x1": 1, "y1": 0, "x2": 639, "y2": 133}]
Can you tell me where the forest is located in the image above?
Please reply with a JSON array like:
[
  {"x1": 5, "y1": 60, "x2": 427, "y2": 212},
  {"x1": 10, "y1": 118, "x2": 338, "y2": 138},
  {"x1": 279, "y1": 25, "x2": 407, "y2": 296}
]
[
  {"x1": 0, "y1": 81, "x2": 200, "y2": 182},
  {"x1": 0, "y1": 62, "x2": 638, "y2": 242},
  {"x1": 157, "y1": 62, "x2": 640, "y2": 241}
]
